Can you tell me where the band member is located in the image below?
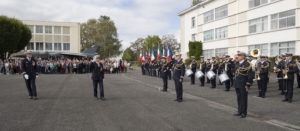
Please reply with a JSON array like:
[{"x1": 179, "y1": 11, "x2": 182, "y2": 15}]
[
  {"x1": 220, "y1": 55, "x2": 233, "y2": 91},
  {"x1": 256, "y1": 56, "x2": 269, "y2": 98},
  {"x1": 91, "y1": 56, "x2": 105, "y2": 100},
  {"x1": 210, "y1": 57, "x2": 218, "y2": 89},
  {"x1": 205, "y1": 58, "x2": 211, "y2": 83},
  {"x1": 296, "y1": 56, "x2": 300, "y2": 89},
  {"x1": 21, "y1": 52, "x2": 38, "y2": 100},
  {"x1": 274, "y1": 54, "x2": 286, "y2": 95},
  {"x1": 218, "y1": 58, "x2": 224, "y2": 85},
  {"x1": 233, "y1": 52, "x2": 253, "y2": 118},
  {"x1": 172, "y1": 53, "x2": 185, "y2": 102},
  {"x1": 282, "y1": 53, "x2": 299, "y2": 103},
  {"x1": 199, "y1": 56, "x2": 206, "y2": 87},
  {"x1": 190, "y1": 56, "x2": 197, "y2": 85},
  {"x1": 160, "y1": 57, "x2": 169, "y2": 92}
]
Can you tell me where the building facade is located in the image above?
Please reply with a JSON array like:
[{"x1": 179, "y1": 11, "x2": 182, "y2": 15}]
[
  {"x1": 22, "y1": 20, "x2": 81, "y2": 54},
  {"x1": 179, "y1": 0, "x2": 300, "y2": 59}
]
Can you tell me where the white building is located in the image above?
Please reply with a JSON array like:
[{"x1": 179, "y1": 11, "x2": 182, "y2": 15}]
[
  {"x1": 179, "y1": 0, "x2": 300, "y2": 59},
  {"x1": 22, "y1": 20, "x2": 81, "y2": 54}
]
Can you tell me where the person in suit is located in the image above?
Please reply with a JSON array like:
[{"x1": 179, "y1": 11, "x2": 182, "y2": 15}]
[
  {"x1": 199, "y1": 56, "x2": 206, "y2": 87},
  {"x1": 21, "y1": 52, "x2": 38, "y2": 100},
  {"x1": 90, "y1": 56, "x2": 105, "y2": 100},
  {"x1": 233, "y1": 52, "x2": 253, "y2": 118},
  {"x1": 282, "y1": 53, "x2": 299, "y2": 103},
  {"x1": 172, "y1": 53, "x2": 185, "y2": 102},
  {"x1": 160, "y1": 57, "x2": 169, "y2": 92},
  {"x1": 190, "y1": 56, "x2": 197, "y2": 85},
  {"x1": 257, "y1": 56, "x2": 270, "y2": 98}
]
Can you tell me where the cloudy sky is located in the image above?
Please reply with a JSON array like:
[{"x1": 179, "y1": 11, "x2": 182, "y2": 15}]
[{"x1": 0, "y1": 0, "x2": 191, "y2": 49}]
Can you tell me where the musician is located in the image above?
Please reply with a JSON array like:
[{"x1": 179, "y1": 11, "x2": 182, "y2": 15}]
[
  {"x1": 90, "y1": 56, "x2": 105, "y2": 100},
  {"x1": 210, "y1": 57, "x2": 219, "y2": 89},
  {"x1": 160, "y1": 57, "x2": 169, "y2": 92},
  {"x1": 205, "y1": 58, "x2": 211, "y2": 84},
  {"x1": 233, "y1": 52, "x2": 253, "y2": 118},
  {"x1": 275, "y1": 54, "x2": 286, "y2": 95},
  {"x1": 190, "y1": 56, "x2": 197, "y2": 85},
  {"x1": 218, "y1": 57, "x2": 224, "y2": 85},
  {"x1": 220, "y1": 55, "x2": 233, "y2": 91},
  {"x1": 199, "y1": 56, "x2": 206, "y2": 87},
  {"x1": 21, "y1": 52, "x2": 38, "y2": 100},
  {"x1": 296, "y1": 56, "x2": 300, "y2": 89},
  {"x1": 257, "y1": 56, "x2": 269, "y2": 98},
  {"x1": 172, "y1": 53, "x2": 185, "y2": 102},
  {"x1": 282, "y1": 53, "x2": 299, "y2": 103}
]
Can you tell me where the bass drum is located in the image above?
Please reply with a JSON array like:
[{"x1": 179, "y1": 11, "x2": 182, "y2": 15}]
[
  {"x1": 195, "y1": 70, "x2": 204, "y2": 79},
  {"x1": 206, "y1": 71, "x2": 216, "y2": 80},
  {"x1": 185, "y1": 69, "x2": 193, "y2": 77},
  {"x1": 219, "y1": 73, "x2": 229, "y2": 83}
]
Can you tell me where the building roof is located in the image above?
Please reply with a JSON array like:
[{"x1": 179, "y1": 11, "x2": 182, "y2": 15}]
[{"x1": 178, "y1": 0, "x2": 214, "y2": 16}]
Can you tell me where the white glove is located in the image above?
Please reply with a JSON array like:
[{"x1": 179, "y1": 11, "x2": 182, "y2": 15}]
[
  {"x1": 24, "y1": 74, "x2": 29, "y2": 80},
  {"x1": 36, "y1": 75, "x2": 39, "y2": 78}
]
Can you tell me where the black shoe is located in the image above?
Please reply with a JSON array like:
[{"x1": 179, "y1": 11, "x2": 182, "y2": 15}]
[
  {"x1": 281, "y1": 92, "x2": 285, "y2": 95},
  {"x1": 261, "y1": 96, "x2": 265, "y2": 98},
  {"x1": 282, "y1": 99, "x2": 288, "y2": 102},
  {"x1": 161, "y1": 89, "x2": 167, "y2": 92},
  {"x1": 177, "y1": 99, "x2": 183, "y2": 102},
  {"x1": 233, "y1": 113, "x2": 241, "y2": 116},
  {"x1": 240, "y1": 114, "x2": 247, "y2": 118},
  {"x1": 288, "y1": 100, "x2": 292, "y2": 103},
  {"x1": 225, "y1": 89, "x2": 230, "y2": 91},
  {"x1": 257, "y1": 95, "x2": 261, "y2": 97}
]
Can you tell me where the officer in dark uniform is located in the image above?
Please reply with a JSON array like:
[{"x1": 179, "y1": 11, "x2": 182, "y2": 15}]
[
  {"x1": 172, "y1": 53, "x2": 185, "y2": 102},
  {"x1": 296, "y1": 56, "x2": 300, "y2": 89},
  {"x1": 205, "y1": 58, "x2": 211, "y2": 83},
  {"x1": 190, "y1": 56, "x2": 197, "y2": 85},
  {"x1": 220, "y1": 55, "x2": 233, "y2": 91},
  {"x1": 90, "y1": 56, "x2": 105, "y2": 100},
  {"x1": 282, "y1": 53, "x2": 299, "y2": 103},
  {"x1": 160, "y1": 57, "x2": 169, "y2": 92},
  {"x1": 210, "y1": 57, "x2": 218, "y2": 89},
  {"x1": 199, "y1": 56, "x2": 206, "y2": 87},
  {"x1": 257, "y1": 56, "x2": 269, "y2": 98},
  {"x1": 275, "y1": 54, "x2": 286, "y2": 95},
  {"x1": 22, "y1": 52, "x2": 38, "y2": 100},
  {"x1": 233, "y1": 52, "x2": 253, "y2": 118},
  {"x1": 168, "y1": 57, "x2": 175, "y2": 80},
  {"x1": 218, "y1": 57, "x2": 224, "y2": 85}
]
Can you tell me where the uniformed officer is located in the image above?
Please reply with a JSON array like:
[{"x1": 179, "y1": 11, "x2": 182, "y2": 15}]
[
  {"x1": 257, "y1": 56, "x2": 269, "y2": 98},
  {"x1": 296, "y1": 56, "x2": 300, "y2": 89},
  {"x1": 190, "y1": 56, "x2": 197, "y2": 85},
  {"x1": 233, "y1": 52, "x2": 253, "y2": 118},
  {"x1": 199, "y1": 56, "x2": 206, "y2": 87},
  {"x1": 274, "y1": 54, "x2": 286, "y2": 95},
  {"x1": 21, "y1": 52, "x2": 38, "y2": 100},
  {"x1": 282, "y1": 53, "x2": 299, "y2": 103},
  {"x1": 210, "y1": 57, "x2": 218, "y2": 89},
  {"x1": 160, "y1": 57, "x2": 169, "y2": 92},
  {"x1": 220, "y1": 55, "x2": 233, "y2": 91},
  {"x1": 205, "y1": 58, "x2": 211, "y2": 83},
  {"x1": 172, "y1": 53, "x2": 185, "y2": 102},
  {"x1": 90, "y1": 56, "x2": 105, "y2": 100},
  {"x1": 218, "y1": 57, "x2": 224, "y2": 85}
]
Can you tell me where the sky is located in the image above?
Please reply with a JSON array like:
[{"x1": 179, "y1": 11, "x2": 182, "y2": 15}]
[{"x1": 0, "y1": 0, "x2": 191, "y2": 49}]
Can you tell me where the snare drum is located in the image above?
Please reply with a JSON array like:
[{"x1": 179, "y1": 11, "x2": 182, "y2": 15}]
[
  {"x1": 219, "y1": 73, "x2": 229, "y2": 83},
  {"x1": 206, "y1": 71, "x2": 216, "y2": 80},
  {"x1": 185, "y1": 69, "x2": 193, "y2": 77},
  {"x1": 195, "y1": 70, "x2": 204, "y2": 79}
]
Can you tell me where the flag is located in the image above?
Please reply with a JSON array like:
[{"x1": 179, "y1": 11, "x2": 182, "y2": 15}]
[
  {"x1": 167, "y1": 45, "x2": 173, "y2": 62},
  {"x1": 157, "y1": 46, "x2": 161, "y2": 59},
  {"x1": 139, "y1": 51, "x2": 142, "y2": 62},
  {"x1": 142, "y1": 52, "x2": 145, "y2": 61},
  {"x1": 151, "y1": 47, "x2": 156, "y2": 61},
  {"x1": 162, "y1": 45, "x2": 166, "y2": 57}
]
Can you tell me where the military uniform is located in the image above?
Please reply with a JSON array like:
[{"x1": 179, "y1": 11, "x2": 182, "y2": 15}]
[
  {"x1": 257, "y1": 58, "x2": 270, "y2": 98},
  {"x1": 21, "y1": 57, "x2": 38, "y2": 99},
  {"x1": 190, "y1": 59, "x2": 197, "y2": 85},
  {"x1": 173, "y1": 58, "x2": 185, "y2": 102},
  {"x1": 210, "y1": 60, "x2": 218, "y2": 88},
  {"x1": 219, "y1": 57, "x2": 234, "y2": 91},
  {"x1": 205, "y1": 60, "x2": 211, "y2": 83},
  {"x1": 276, "y1": 59, "x2": 286, "y2": 95},
  {"x1": 199, "y1": 59, "x2": 206, "y2": 87},
  {"x1": 160, "y1": 59, "x2": 169, "y2": 91},
  {"x1": 90, "y1": 61, "x2": 105, "y2": 100}
]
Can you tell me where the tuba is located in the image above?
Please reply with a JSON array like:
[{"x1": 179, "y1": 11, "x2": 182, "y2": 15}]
[
  {"x1": 250, "y1": 49, "x2": 261, "y2": 58},
  {"x1": 251, "y1": 49, "x2": 261, "y2": 81}
]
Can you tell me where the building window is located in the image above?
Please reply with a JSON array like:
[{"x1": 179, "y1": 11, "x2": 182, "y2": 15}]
[
  {"x1": 45, "y1": 43, "x2": 53, "y2": 51},
  {"x1": 203, "y1": 49, "x2": 215, "y2": 58},
  {"x1": 35, "y1": 26, "x2": 43, "y2": 33},
  {"x1": 191, "y1": 34, "x2": 196, "y2": 41},
  {"x1": 271, "y1": 10, "x2": 295, "y2": 30},
  {"x1": 204, "y1": 10, "x2": 214, "y2": 23},
  {"x1": 271, "y1": 41, "x2": 295, "y2": 56},
  {"x1": 27, "y1": 42, "x2": 34, "y2": 50},
  {"x1": 215, "y1": 48, "x2": 228, "y2": 57},
  {"x1": 248, "y1": 43, "x2": 268, "y2": 56},
  {"x1": 54, "y1": 26, "x2": 61, "y2": 34},
  {"x1": 191, "y1": 17, "x2": 196, "y2": 28},
  {"x1": 36, "y1": 42, "x2": 44, "y2": 51},
  {"x1": 63, "y1": 43, "x2": 70, "y2": 51},
  {"x1": 54, "y1": 43, "x2": 62, "y2": 51},
  {"x1": 249, "y1": 16, "x2": 268, "y2": 34},
  {"x1": 204, "y1": 29, "x2": 214, "y2": 41},
  {"x1": 215, "y1": 5, "x2": 228, "y2": 19},
  {"x1": 215, "y1": 26, "x2": 228, "y2": 40},
  {"x1": 249, "y1": 0, "x2": 268, "y2": 8},
  {"x1": 63, "y1": 27, "x2": 70, "y2": 34},
  {"x1": 27, "y1": 25, "x2": 34, "y2": 33},
  {"x1": 45, "y1": 26, "x2": 52, "y2": 34}
]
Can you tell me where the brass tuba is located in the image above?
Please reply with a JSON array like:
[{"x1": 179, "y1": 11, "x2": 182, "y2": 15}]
[
  {"x1": 250, "y1": 49, "x2": 261, "y2": 58},
  {"x1": 251, "y1": 49, "x2": 261, "y2": 81}
]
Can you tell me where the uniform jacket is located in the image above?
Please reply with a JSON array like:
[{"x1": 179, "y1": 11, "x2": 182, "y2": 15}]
[
  {"x1": 173, "y1": 59, "x2": 185, "y2": 80},
  {"x1": 234, "y1": 60, "x2": 254, "y2": 88},
  {"x1": 21, "y1": 58, "x2": 37, "y2": 78},
  {"x1": 90, "y1": 62, "x2": 104, "y2": 81}
]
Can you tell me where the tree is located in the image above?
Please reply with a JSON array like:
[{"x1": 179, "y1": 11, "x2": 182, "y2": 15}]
[
  {"x1": 122, "y1": 47, "x2": 137, "y2": 62},
  {"x1": 81, "y1": 16, "x2": 122, "y2": 58},
  {"x1": 192, "y1": 0, "x2": 201, "y2": 6},
  {"x1": 188, "y1": 41, "x2": 203, "y2": 60},
  {"x1": 142, "y1": 35, "x2": 161, "y2": 52},
  {"x1": 161, "y1": 34, "x2": 180, "y2": 53},
  {"x1": 0, "y1": 16, "x2": 32, "y2": 59}
]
